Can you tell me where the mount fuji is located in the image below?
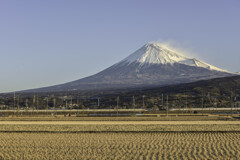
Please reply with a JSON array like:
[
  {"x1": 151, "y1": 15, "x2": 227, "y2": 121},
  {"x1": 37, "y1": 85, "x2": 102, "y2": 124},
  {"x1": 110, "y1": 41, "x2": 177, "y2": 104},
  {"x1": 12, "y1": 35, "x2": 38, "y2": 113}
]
[{"x1": 26, "y1": 42, "x2": 234, "y2": 92}]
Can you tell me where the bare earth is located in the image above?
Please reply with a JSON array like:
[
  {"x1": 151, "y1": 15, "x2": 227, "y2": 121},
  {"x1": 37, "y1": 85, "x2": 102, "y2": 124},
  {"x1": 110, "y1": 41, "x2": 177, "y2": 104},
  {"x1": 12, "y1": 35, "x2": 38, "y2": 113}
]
[
  {"x1": 0, "y1": 132, "x2": 239, "y2": 160},
  {"x1": 0, "y1": 117, "x2": 239, "y2": 159},
  {"x1": 0, "y1": 120, "x2": 240, "y2": 125}
]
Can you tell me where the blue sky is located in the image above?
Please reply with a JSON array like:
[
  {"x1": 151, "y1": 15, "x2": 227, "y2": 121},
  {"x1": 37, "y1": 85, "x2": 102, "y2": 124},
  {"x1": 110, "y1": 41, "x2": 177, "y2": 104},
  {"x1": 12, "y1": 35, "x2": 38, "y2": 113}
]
[{"x1": 0, "y1": 0, "x2": 240, "y2": 92}]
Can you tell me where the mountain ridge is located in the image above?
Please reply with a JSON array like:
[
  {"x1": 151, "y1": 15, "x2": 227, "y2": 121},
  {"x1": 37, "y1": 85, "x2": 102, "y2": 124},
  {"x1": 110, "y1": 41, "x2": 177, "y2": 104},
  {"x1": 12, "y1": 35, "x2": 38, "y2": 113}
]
[{"x1": 20, "y1": 42, "x2": 234, "y2": 92}]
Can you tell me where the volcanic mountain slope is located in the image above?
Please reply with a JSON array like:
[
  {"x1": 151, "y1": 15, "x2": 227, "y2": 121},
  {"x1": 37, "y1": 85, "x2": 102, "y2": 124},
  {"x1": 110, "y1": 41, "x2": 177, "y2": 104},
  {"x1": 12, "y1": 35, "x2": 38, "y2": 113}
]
[{"x1": 26, "y1": 42, "x2": 234, "y2": 92}]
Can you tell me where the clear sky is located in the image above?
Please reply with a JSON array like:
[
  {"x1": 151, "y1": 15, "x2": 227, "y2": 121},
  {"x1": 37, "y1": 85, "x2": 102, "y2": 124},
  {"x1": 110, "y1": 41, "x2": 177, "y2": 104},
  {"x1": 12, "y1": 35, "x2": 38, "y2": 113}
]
[{"x1": 0, "y1": 0, "x2": 240, "y2": 93}]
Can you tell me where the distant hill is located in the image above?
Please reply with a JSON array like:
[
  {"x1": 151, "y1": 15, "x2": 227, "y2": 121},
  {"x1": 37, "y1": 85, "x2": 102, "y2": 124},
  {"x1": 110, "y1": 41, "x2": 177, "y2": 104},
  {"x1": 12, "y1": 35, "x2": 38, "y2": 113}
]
[
  {"x1": 125, "y1": 75, "x2": 240, "y2": 97},
  {"x1": 15, "y1": 75, "x2": 240, "y2": 97},
  {"x1": 96, "y1": 75, "x2": 240, "y2": 109},
  {"x1": 2, "y1": 75, "x2": 240, "y2": 110}
]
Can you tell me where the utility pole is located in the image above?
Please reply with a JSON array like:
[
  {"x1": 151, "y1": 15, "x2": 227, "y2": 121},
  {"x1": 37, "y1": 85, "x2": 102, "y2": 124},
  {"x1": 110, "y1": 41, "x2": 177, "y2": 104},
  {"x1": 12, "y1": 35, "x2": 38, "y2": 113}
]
[
  {"x1": 53, "y1": 98, "x2": 56, "y2": 115},
  {"x1": 186, "y1": 95, "x2": 188, "y2": 111},
  {"x1": 202, "y1": 96, "x2": 204, "y2": 115},
  {"x1": 46, "y1": 97, "x2": 49, "y2": 110},
  {"x1": 208, "y1": 92, "x2": 210, "y2": 111},
  {"x1": 132, "y1": 96, "x2": 135, "y2": 109},
  {"x1": 77, "y1": 96, "x2": 80, "y2": 110},
  {"x1": 234, "y1": 97, "x2": 237, "y2": 109},
  {"x1": 142, "y1": 95, "x2": 145, "y2": 109},
  {"x1": 116, "y1": 96, "x2": 119, "y2": 116},
  {"x1": 238, "y1": 97, "x2": 240, "y2": 117},
  {"x1": 25, "y1": 99, "x2": 28, "y2": 109},
  {"x1": 98, "y1": 98, "x2": 100, "y2": 107},
  {"x1": 17, "y1": 96, "x2": 20, "y2": 112},
  {"x1": 33, "y1": 95, "x2": 35, "y2": 111},
  {"x1": 166, "y1": 95, "x2": 169, "y2": 117},
  {"x1": 36, "y1": 96, "x2": 38, "y2": 116},
  {"x1": 54, "y1": 98, "x2": 56, "y2": 110},
  {"x1": 214, "y1": 98, "x2": 217, "y2": 111},
  {"x1": 162, "y1": 94, "x2": 164, "y2": 109},
  {"x1": 13, "y1": 92, "x2": 15, "y2": 111},
  {"x1": 231, "y1": 94, "x2": 233, "y2": 115},
  {"x1": 70, "y1": 97, "x2": 73, "y2": 110},
  {"x1": 36, "y1": 96, "x2": 39, "y2": 111}
]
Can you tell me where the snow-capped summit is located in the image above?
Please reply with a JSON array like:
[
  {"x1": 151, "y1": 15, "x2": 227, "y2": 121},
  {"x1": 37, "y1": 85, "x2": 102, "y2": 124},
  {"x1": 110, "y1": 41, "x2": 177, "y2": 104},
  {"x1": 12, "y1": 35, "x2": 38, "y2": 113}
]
[
  {"x1": 122, "y1": 42, "x2": 187, "y2": 64},
  {"x1": 24, "y1": 42, "x2": 234, "y2": 92},
  {"x1": 121, "y1": 42, "x2": 228, "y2": 73}
]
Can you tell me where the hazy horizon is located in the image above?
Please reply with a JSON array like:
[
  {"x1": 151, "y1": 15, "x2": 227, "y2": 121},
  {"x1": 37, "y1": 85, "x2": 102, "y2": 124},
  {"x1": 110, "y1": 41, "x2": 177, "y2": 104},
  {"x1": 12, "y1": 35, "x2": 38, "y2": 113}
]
[{"x1": 1, "y1": 0, "x2": 240, "y2": 92}]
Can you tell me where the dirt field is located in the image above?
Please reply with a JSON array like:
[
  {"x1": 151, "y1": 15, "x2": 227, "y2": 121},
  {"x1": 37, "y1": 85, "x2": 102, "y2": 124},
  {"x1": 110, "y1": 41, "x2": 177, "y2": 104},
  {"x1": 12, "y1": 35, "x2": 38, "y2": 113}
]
[
  {"x1": 0, "y1": 115, "x2": 237, "y2": 121},
  {"x1": 0, "y1": 116, "x2": 239, "y2": 159},
  {"x1": 0, "y1": 121, "x2": 240, "y2": 133},
  {"x1": 0, "y1": 132, "x2": 239, "y2": 159}
]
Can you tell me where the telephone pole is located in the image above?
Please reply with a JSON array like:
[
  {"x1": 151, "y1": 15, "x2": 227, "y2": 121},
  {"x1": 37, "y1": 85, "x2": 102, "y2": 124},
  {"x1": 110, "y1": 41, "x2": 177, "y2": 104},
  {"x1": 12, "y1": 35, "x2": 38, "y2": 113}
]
[
  {"x1": 202, "y1": 96, "x2": 204, "y2": 115},
  {"x1": 66, "y1": 100, "x2": 68, "y2": 109},
  {"x1": 33, "y1": 95, "x2": 35, "y2": 111},
  {"x1": 234, "y1": 97, "x2": 237, "y2": 109},
  {"x1": 25, "y1": 99, "x2": 28, "y2": 109},
  {"x1": 116, "y1": 96, "x2": 119, "y2": 116},
  {"x1": 46, "y1": 97, "x2": 49, "y2": 110},
  {"x1": 162, "y1": 94, "x2": 164, "y2": 109},
  {"x1": 77, "y1": 96, "x2": 80, "y2": 110},
  {"x1": 54, "y1": 98, "x2": 56, "y2": 110},
  {"x1": 17, "y1": 96, "x2": 20, "y2": 112},
  {"x1": 214, "y1": 98, "x2": 217, "y2": 111},
  {"x1": 13, "y1": 92, "x2": 15, "y2": 111},
  {"x1": 36, "y1": 96, "x2": 39, "y2": 111},
  {"x1": 142, "y1": 95, "x2": 145, "y2": 109},
  {"x1": 53, "y1": 98, "x2": 56, "y2": 115},
  {"x1": 231, "y1": 94, "x2": 233, "y2": 115},
  {"x1": 166, "y1": 95, "x2": 169, "y2": 117},
  {"x1": 186, "y1": 95, "x2": 188, "y2": 111},
  {"x1": 132, "y1": 96, "x2": 135, "y2": 109},
  {"x1": 16, "y1": 95, "x2": 20, "y2": 116}
]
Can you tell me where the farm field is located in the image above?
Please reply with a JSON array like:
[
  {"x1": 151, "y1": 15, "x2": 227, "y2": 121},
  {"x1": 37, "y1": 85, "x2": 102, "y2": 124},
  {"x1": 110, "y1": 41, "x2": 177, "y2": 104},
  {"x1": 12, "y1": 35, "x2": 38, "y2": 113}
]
[
  {"x1": 0, "y1": 117, "x2": 239, "y2": 159},
  {"x1": 0, "y1": 132, "x2": 239, "y2": 159},
  {"x1": 0, "y1": 115, "x2": 237, "y2": 121},
  {"x1": 0, "y1": 121, "x2": 240, "y2": 132}
]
